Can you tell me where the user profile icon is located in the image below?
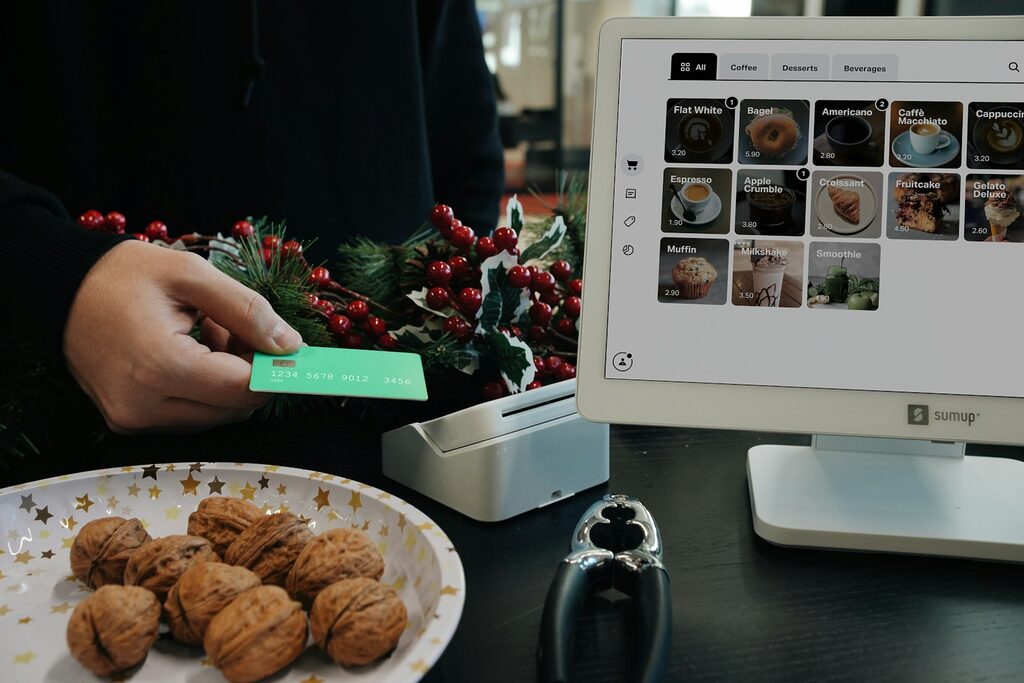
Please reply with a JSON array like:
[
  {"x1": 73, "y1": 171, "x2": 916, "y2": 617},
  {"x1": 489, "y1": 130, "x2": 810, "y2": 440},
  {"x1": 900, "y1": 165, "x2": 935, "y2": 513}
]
[{"x1": 612, "y1": 352, "x2": 633, "y2": 371}]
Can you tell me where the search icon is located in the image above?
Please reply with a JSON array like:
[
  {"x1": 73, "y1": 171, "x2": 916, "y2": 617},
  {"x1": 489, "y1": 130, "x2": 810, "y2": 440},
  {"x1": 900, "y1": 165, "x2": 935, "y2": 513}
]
[{"x1": 1011, "y1": 61, "x2": 1021, "y2": 73}]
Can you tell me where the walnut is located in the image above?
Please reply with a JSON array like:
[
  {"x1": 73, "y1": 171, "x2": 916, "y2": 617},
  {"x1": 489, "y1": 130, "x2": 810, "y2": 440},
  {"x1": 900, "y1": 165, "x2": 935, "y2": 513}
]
[
  {"x1": 310, "y1": 577, "x2": 408, "y2": 667},
  {"x1": 66, "y1": 585, "x2": 160, "y2": 676},
  {"x1": 187, "y1": 496, "x2": 263, "y2": 557},
  {"x1": 164, "y1": 562, "x2": 262, "y2": 646},
  {"x1": 69, "y1": 516, "x2": 151, "y2": 588},
  {"x1": 224, "y1": 512, "x2": 312, "y2": 587},
  {"x1": 286, "y1": 528, "x2": 384, "y2": 608},
  {"x1": 123, "y1": 534, "x2": 218, "y2": 601},
  {"x1": 203, "y1": 585, "x2": 308, "y2": 683}
]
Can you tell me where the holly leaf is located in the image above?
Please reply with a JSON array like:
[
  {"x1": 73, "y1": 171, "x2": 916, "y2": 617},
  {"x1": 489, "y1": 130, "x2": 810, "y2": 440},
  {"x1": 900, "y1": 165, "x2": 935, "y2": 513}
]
[
  {"x1": 505, "y1": 194, "x2": 524, "y2": 232},
  {"x1": 478, "y1": 252, "x2": 532, "y2": 333},
  {"x1": 486, "y1": 330, "x2": 536, "y2": 393},
  {"x1": 519, "y1": 216, "x2": 567, "y2": 264},
  {"x1": 407, "y1": 288, "x2": 458, "y2": 319}
]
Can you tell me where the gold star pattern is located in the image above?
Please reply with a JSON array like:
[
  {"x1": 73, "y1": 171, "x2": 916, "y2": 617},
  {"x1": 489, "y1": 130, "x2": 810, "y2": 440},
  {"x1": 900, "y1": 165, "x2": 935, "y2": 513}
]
[
  {"x1": 256, "y1": 475, "x2": 270, "y2": 489},
  {"x1": 61, "y1": 515, "x2": 77, "y2": 531},
  {"x1": 404, "y1": 532, "x2": 416, "y2": 550},
  {"x1": 62, "y1": 536, "x2": 77, "y2": 549},
  {"x1": 105, "y1": 497, "x2": 119, "y2": 509},
  {"x1": 239, "y1": 482, "x2": 257, "y2": 501},
  {"x1": 361, "y1": 520, "x2": 370, "y2": 531},
  {"x1": 300, "y1": 676, "x2": 325, "y2": 683},
  {"x1": 278, "y1": 503, "x2": 290, "y2": 514},
  {"x1": 378, "y1": 492, "x2": 392, "y2": 500},
  {"x1": 417, "y1": 522, "x2": 434, "y2": 531},
  {"x1": 17, "y1": 617, "x2": 31, "y2": 625},
  {"x1": 74, "y1": 494, "x2": 94, "y2": 512},
  {"x1": 418, "y1": 547, "x2": 427, "y2": 562},
  {"x1": 189, "y1": 462, "x2": 204, "y2": 473},
  {"x1": 201, "y1": 656, "x2": 214, "y2": 667},
  {"x1": 121, "y1": 506, "x2": 133, "y2": 516},
  {"x1": 38, "y1": 529, "x2": 50, "y2": 539},
  {"x1": 378, "y1": 524, "x2": 389, "y2": 538},
  {"x1": 207, "y1": 476, "x2": 225, "y2": 494},
  {"x1": 397, "y1": 514, "x2": 407, "y2": 531},
  {"x1": 321, "y1": 474, "x2": 335, "y2": 482},
  {"x1": 50, "y1": 601, "x2": 72, "y2": 614},
  {"x1": 95, "y1": 480, "x2": 110, "y2": 496},
  {"x1": 391, "y1": 576, "x2": 407, "y2": 590},
  {"x1": 440, "y1": 584, "x2": 460, "y2": 596},
  {"x1": 0, "y1": 570, "x2": 6, "y2": 580},
  {"x1": 347, "y1": 491, "x2": 362, "y2": 513},
  {"x1": 409, "y1": 660, "x2": 429, "y2": 674},
  {"x1": 313, "y1": 488, "x2": 331, "y2": 510},
  {"x1": 308, "y1": 471, "x2": 322, "y2": 480},
  {"x1": 276, "y1": 484, "x2": 287, "y2": 495},
  {"x1": 34, "y1": 506, "x2": 53, "y2": 524},
  {"x1": 18, "y1": 494, "x2": 35, "y2": 512},
  {"x1": 127, "y1": 483, "x2": 141, "y2": 497},
  {"x1": 120, "y1": 466, "x2": 134, "y2": 473},
  {"x1": 0, "y1": 605, "x2": 9, "y2": 616},
  {"x1": 142, "y1": 464, "x2": 160, "y2": 479},
  {"x1": 179, "y1": 473, "x2": 200, "y2": 495},
  {"x1": 298, "y1": 515, "x2": 312, "y2": 525},
  {"x1": 165, "y1": 463, "x2": 176, "y2": 472},
  {"x1": 40, "y1": 550, "x2": 54, "y2": 560},
  {"x1": 148, "y1": 485, "x2": 162, "y2": 499},
  {"x1": 165, "y1": 506, "x2": 181, "y2": 520},
  {"x1": 327, "y1": 510, "x2": 340, "y2": 521},
  {"x1": 14, "y1": 551, "x2": 33, "y2": 565},
  {"x1": 12, "y1": 651, "x2": 36, "y2": 665},
  {"x1": 263, "y1": 465, "x2": 280, "y2": 473}
]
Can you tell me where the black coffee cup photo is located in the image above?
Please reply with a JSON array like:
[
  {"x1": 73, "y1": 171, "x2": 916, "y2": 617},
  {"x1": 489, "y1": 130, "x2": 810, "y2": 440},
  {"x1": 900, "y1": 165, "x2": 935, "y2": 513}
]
[
  {"x1": 813, "y1": 100, "x2": 886, "y2": 167},
  {"x1": 664, "y1": 98, "x2": 734, "y2": 164}
]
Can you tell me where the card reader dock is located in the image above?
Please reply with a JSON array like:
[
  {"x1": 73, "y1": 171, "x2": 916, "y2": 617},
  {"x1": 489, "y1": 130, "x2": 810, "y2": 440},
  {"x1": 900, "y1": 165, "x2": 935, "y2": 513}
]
[{"x1": 382, "y1": 379, "x2": 609, "y2": 522}]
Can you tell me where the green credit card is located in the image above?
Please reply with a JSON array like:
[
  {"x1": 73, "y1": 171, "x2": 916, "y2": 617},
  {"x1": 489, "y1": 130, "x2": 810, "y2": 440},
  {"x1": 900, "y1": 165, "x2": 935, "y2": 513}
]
[{"x1": 250, "y1": 346, "x2": 428, "y2": 401}]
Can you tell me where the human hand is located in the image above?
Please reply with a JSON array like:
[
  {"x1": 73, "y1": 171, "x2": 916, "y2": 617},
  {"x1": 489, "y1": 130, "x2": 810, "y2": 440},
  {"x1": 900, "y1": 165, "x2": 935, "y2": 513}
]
[{"x1": 64, "y1": 240, "x2": 302, "y2": 434}]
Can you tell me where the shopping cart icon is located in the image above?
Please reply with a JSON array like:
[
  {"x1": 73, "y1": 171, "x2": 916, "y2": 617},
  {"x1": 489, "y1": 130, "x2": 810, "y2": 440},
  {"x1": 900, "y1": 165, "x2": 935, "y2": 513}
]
[
  {"x1": 626, "y1": 159, "x2": 638, "y2": 170},
  {"x1": 621, "y1": 154, "x2": 643, "y2": 175}
]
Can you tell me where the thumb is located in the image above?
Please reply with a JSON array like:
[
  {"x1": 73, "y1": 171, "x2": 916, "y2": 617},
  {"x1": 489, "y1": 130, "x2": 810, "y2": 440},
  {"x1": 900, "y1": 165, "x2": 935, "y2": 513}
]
[{"x1": 173, "y1": 255, "x2": 302, "y2": 354}]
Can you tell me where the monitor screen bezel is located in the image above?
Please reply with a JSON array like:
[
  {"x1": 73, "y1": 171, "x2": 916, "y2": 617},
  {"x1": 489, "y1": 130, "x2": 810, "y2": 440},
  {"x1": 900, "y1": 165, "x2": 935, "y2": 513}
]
[{"x1": 577, "y1": 16, "x2": 1024, "y2": 444}]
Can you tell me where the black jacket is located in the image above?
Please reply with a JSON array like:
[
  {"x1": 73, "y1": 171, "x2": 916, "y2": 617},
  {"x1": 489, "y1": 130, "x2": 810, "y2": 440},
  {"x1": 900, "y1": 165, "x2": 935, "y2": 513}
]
[{"x1": 0, "y1": 0, "x2": 503, "y2": 351}]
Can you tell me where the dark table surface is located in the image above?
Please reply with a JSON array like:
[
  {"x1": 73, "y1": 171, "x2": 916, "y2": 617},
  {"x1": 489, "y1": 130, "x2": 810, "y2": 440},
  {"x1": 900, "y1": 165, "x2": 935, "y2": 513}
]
[{"x1": 6, "y1": 420, "x2": 1024, "y2": 682}]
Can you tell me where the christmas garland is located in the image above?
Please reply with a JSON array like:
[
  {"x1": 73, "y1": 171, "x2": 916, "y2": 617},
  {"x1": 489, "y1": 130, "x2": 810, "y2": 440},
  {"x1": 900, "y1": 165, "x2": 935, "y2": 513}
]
[{"x1": 0, "y1": 173, "x2": 588, "y2": 464}]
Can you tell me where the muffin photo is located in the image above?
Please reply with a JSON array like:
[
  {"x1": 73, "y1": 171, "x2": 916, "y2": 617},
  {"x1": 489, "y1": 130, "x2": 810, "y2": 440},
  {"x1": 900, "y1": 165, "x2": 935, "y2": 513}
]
[{"x1": 671, "y1": 257, "x2": 718, "y2": 299}]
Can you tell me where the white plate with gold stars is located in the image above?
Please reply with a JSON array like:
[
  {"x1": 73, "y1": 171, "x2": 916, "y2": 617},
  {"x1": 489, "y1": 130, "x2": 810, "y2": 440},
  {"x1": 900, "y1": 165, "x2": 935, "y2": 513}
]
[{"x1": 0, "y1": 463, "x2": 464, "y2": 682}]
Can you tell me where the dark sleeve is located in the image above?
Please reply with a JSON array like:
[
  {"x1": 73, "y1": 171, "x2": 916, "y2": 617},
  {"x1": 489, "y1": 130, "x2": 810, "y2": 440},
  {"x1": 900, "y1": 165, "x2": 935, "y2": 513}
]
[
  {"x1": 0, "y1": 171, "x2": 128, "y2": 359},
  {"x1": 418, "y1": 0, "x2": 504, "y2": 233}
]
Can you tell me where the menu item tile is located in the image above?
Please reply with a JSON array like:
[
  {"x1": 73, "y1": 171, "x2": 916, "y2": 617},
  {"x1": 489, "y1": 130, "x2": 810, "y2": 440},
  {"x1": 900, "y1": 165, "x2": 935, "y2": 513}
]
[
  {"x1": 964, "y1": 175, "x2": 1024, "y2": 242},
  {"x1": 661, "y1": 167, "x2": 732, "y2": 234},
  {"x1": 731, "y1": 240, "x2": 805, "y2": 308},
  {"x1": 807, "y1": 242, "x2": 880, "y2": 311},
  {"x1": 967, "y1": 102, "x2": 1024, "y2": 169},
  {"x1": 889, "y1": 101, "x2": 964, "y2": 169},
  {"x1": 664, "y1": 99, "x2": 734, "y2": 164},
  {"x1": 738, "y1": 99, "x2": 810, "y2": 166},
  {"x1": 812, "y1": 100, "x2": 886, "y2": 167},
  {"x1": 657, "y1": 238, "x2": 729, "y2": 305},
  {"x1": 809, "y1": 171, "x2": 882, "y2": 238},
  {"x1": 886, "y1": 173, "x2": 960, "y2": 241},
  {"x1": 735, "y1": 170, "x2": 806, "y2": 236}
]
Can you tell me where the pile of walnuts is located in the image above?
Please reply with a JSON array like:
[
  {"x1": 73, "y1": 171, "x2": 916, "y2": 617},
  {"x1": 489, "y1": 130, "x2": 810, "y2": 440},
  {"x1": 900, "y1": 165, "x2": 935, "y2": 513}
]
[{"x1": 66, "y1": 496, "x2": 408, "y2": 682}]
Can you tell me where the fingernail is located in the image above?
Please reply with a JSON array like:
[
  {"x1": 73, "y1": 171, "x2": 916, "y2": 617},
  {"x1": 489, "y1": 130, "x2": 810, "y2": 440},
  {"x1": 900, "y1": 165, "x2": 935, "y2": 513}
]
[{"x1": 272, "y1": 323, "x2": 302, "y2": 351}]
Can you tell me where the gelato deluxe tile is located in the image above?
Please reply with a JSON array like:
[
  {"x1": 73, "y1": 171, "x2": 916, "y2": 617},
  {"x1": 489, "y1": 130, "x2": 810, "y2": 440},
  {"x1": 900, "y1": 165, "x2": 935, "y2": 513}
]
[{"x1": 964, "y1": 175, "x2": 1024, "y2": 242}]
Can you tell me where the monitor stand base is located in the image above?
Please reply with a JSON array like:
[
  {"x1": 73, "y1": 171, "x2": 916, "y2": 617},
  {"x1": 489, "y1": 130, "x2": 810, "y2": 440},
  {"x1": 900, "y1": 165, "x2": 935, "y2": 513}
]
[{"x1": 747, "y1": 435, "x2": 1024, "y2": 562}]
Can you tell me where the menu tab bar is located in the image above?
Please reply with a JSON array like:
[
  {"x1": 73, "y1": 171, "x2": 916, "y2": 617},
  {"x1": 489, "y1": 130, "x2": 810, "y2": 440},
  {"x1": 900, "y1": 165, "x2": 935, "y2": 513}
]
[
  {"x1": 670, "y1": 53, "x2": 717, "y2": 80},
  {"x1": 833, "y1": 54, "x2": 898, "y2": 80},
  {"x1": 772, "y1": 53, "x2": 829, "y2": 80},
  {"x1": 719, "y1": 53, "x2": 770, "y2": 80}
]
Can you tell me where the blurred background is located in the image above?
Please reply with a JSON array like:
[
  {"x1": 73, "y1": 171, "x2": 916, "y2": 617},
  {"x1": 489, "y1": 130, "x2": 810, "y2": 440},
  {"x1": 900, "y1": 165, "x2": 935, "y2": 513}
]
[{"x1": 478, "y1": 0, "x2": 1020, "y2": 193}]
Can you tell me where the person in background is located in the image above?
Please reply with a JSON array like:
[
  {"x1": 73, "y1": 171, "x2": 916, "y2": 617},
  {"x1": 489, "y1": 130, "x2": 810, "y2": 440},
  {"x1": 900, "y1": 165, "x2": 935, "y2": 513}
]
[{"x1": 0, "y1": 1, "x2": 503, "y2": 433}]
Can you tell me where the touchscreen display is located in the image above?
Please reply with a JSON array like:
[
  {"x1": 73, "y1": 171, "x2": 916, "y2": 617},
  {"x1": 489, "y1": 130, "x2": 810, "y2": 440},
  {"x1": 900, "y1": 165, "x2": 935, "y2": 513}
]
[{"x1": 606, "y1": 39, "x2": 1024, "y2": 398}]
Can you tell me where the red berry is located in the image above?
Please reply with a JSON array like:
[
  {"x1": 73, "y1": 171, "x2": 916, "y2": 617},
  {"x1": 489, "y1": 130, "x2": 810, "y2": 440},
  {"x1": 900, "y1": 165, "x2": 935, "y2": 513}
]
[
  {"x1": 309, "y1": 266, "x2": 331, "y2": 287},
  {"x1": 557, "y1": 363, "x2": 577, "y2": 381},
  {"x1": 507, "y1": 265, "x2": 531, "y2": 288},
  {"x1": 481, "y1": 382, "x2": 506, "y2": 401},
  {"x1": 77, "y1": 209, "x2": 106, "y2": 231},
  {"x1": 104, "y1": 212, "x2": 126, "y2": 234},
  {"x1": 550, "y1": 260, "x2": 573, "y2": 283},
  {"x1": 541, "y1": 290, "x2": 561, "y2": 307},
  {"x1": 364, "y1": 315, "x2": 387, "y2": 337},
  {"x1": 530, "y1": 302, "x2": 553, "y2": 325},
  {"x1": 346, "y1": 300, "x2": 370, "y2": 321},
  {"x1": 526, "y1": 380, "x2": 543, "y2": 391},
  {"x1": 526, "y1": 266, "x2": 539, "y2": 278},
  {"x1": 534, "y1": 356, "x2": 549, "y2": 375},
  {"x1": 441, "y1": 218, "x2": 461, "y2": 241},
  {"x1": 563, "y1": 295, "x2": 582, "y2": 319},
  {"x1": 306, "y1": 293, "x2": 320, "y2": 307},
  {"x1": 426, "y1": 261, "x2": 453, "y2": 287},
  {"x1": 378, "y1": 334, "x2": 397, "y2": 350},
  {"x1": 232, "y1": 220, "x2": 255, "y2": 239},
  {"x1": 430, "y1": 204, "x2": 455, "y2": 230},
  {"x1": 531, "y1": 270, "x2": 556, "y2": 293},
  {"x1": 443, "y1": 315, "x2": 473, "y2": 342},
  {"x1": 262, "y1": 248, "x2": 274, "y2": 266},
  {"x1": 145, "y1": 221, "x2": 169, "y2": 241},
  {"x1": 426, "y1": 287, "x2": 451, "y2": 310},
  {"x1": 546, "y1": 356, "x2": 564, "y2": 373},
  {"x1": 510, "y1": 325, "x2": 523, "y2": 338},
  {"x1": 569, "y1": 278, "x2": 583, "y2": 296},
  {"x1": 448, "y1": 255, "x2": 470, "y2": 278},
  {"x1": 554, "y1": 318, "x2": 575, "y2": 336},
  {"x1": 475, "y1": 236, "x2": 498, "y2": 260},
  {"x1": 529, "y1": 325, "x2": 548, "y2": 342},
  {"x1": 492, "y1": 227, "x2": 518, "y2": 252},
  {"x1": 315, "y1": 299, "x2": 335, "y2": 315},
  {"x1": 262, "y1": 234, "x2": 281, "y2": 250},
  {"x1": 342, "y1": 332, "x2": 364, "y2": 349},
  {"x1": 130, "y1": 233, "x2": 149, "y2": 242},
  {"x1": 281, "y1": 240, "x2": 303, "y2": 258},
  {"x1": 328, "y1": 314, "x2": 352, "y2": 336},
  {"x1": 457, "y1": 288, "x2": 482, "y2": 314},
  {"x1": 451, "y1": 224, "x2": 475, "y2": 250}
]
